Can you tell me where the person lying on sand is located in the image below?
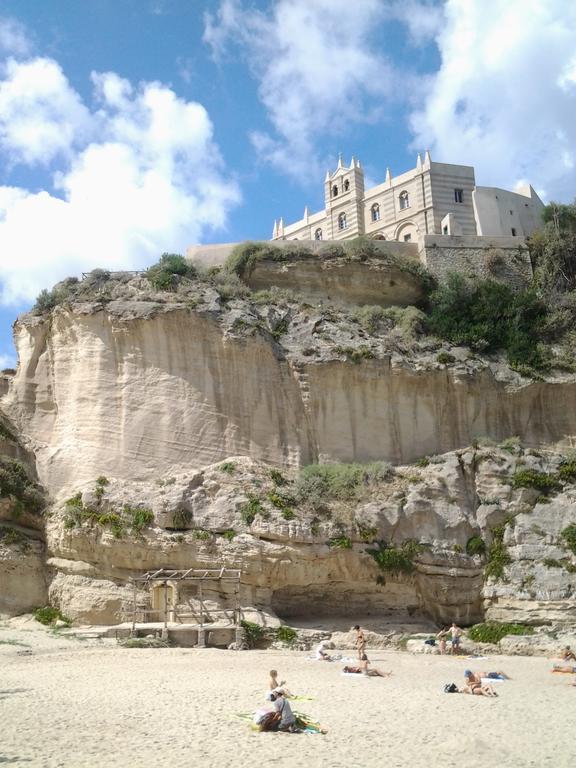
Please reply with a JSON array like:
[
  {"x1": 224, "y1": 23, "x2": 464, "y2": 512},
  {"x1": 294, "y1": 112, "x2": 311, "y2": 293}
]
[
  {"x1": 551, "y1": 663, "x2": 576, "y2": 673},
  {"x1": 268, "y1": 669, "x2": 293, "y2": 697},
  {"x1": 464, "y1": 669, "x2": 509, "y2": 684},
  {"x1": 343, "y1": 654, "x2": 391, "y2": 678},
  {"x1": 459, "y1": 682, "x2": 498, "y2": 697},
  {"x1": 360, "y1": 653, "x2": 391, "y2": 677}
]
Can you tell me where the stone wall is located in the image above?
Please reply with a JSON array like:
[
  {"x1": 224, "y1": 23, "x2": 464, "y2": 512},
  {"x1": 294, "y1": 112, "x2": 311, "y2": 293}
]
[{"x1": 421, "y1": 234, "x2": 533, "y2": 288}]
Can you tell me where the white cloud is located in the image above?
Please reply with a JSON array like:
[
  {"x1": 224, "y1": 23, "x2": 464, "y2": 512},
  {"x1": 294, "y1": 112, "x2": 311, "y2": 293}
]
[
  {"x1": 410, "y1": 0, "x2": 576, "y2": 201},
  {"x1": 0, "y1": 57, "x2": 92, "y2": 166},
  {"x1": 0, "y1": 61, "x2": 240, "y2": 306},
  {"x1": 0, "y1": 17, "x2": 31, "y2": 57},
  {"x1": 204, "y1": 0, "x2": 399, "y2": 179}
]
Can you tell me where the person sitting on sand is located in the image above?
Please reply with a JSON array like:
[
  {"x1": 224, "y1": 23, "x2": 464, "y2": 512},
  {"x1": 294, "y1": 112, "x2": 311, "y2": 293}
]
[
  {"x1": 353, "y1": 624, "x2": 366, "y2": 660},
  {"x1": 450, "y1": 622, "x2": 463, "y2": 655},
  {"x1": 315, "y1": 640, "x2": 332, "y2": 661},
  {"x1": 561, "y1": 646, "x2": 576, "y2": 662},
  {"x1": 268, "y1": 669, "x2": 293, "y2": 698},
  {"x1": 261, "y1": 691, "x2": 298, "y2": 732}
]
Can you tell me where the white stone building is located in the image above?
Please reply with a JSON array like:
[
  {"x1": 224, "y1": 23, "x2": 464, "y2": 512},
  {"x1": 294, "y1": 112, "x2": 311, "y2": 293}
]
[{"x1": 271, "y1": 153, "x2": 544, "y2": 245}]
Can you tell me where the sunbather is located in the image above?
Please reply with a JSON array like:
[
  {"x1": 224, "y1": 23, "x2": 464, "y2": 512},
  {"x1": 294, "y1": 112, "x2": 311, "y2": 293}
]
[
  {"x1": 459, "y1": 682, "x2": 498, "y2": 697},
  {"x1": 268, "y1": 669, "x2": 293, "y2": 697},
  {"x1": 464, "y1": 669, "x2": 509, "y2": 685},
  {"x1": 561, "y1": 645, "x2": 576, "y2": 662},
  {"x1": 259, "y1": 691, "x2": 298, "y2": 732}
]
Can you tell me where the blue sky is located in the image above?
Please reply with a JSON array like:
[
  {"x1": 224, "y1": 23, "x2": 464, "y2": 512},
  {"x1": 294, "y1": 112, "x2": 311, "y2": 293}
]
[{"x1": 1, "y1": 0, "x2": 575, "y2": 368}]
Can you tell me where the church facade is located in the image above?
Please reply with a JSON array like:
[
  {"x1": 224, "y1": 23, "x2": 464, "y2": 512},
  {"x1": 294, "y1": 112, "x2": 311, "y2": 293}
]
[{"x1": 271, "y1": 152, "x2": 544, "y2": 246}]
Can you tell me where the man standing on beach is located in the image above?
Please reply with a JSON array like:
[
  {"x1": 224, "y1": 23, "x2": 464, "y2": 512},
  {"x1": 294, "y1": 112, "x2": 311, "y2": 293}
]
[
  {"x1": 450, "y1": 622, "x2": 463, "y2": 655},
  {"x1": 353, "y1": 625, "x2": 366, "y2": 660}
]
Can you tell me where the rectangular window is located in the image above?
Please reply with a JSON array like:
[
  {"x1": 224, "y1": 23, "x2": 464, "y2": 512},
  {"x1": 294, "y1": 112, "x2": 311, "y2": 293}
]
[
  {"x1": 511, "y1": 228, "x2": 517, "y2": 236},
  {"x1": 443, "y1": 226, "x2": 449, "y2": 235},
  {"x1": 403, "y1": 234, "x2": 412, "y2": 242},
  {"x1": 454, "y1": 188, "x2": 463, "y2": 203}
]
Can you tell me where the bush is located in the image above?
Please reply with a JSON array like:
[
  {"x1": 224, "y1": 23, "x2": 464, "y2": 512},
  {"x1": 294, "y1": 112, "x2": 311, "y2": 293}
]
[
  {"x1": 221, "y1": 529, "x2": 236, "y2": 541},
  {"x1": 499, "y1": 436, "x2": 522, "y2": 453},
  {"x1": 558, "y1": 461, "x2": 576, "y2": 483},
  {"x1": 560, "y1": 524, "x2": 576, "y2": 554},
  {"x1": 512, "y1": 469, "x2": 561, "y2": 495},
  {"x1": 224, "y1": 241, "x2": 289, "y2": 278},
  {"x1": 0, "y1": 420, "x2": 16, "y2": 442},
  {"x1": 218, "y1": 462, "x2": 236, "y2": 474},
  {"x1": 414, "y1": 456, "x2": 430, "y2": 468},
  {"x1": 428, "y1": 273, "x2": 549, "y2": 369},
  {"x1": 240, "y1": 619, "x2": 265, "y2": 648},
  {"x1": 240, "y1": 494, "x2": 263, "y2": 526},
  {"x1": 172, "y1": 508, "x2": 193, "y2": 530},
  {"x1": 275, "y1": 625, "x2": 297, "y2": 645},
  {"x1": 437, "y1": 352, "x2": 456, "y2": 365},
  {"x1": 0, "y1": 458, "x2": 45, "y2": 515},
  {"x1": 351, "y1": 305, "x2": 390, "y2": 334},
  {"x1": 466, "y1": 536, "x2": 486, "y2": 556},
  {"x1": 33, "y1": 277, "x2": 80, "y2": 313},
  {"x1": 383, "y1": 306, "x2": 428, "y2": 340},
  {"x1": 328, "y1": 535, "x2": 352, "y2": 549},
  {"x1": 366, "y1": 540, "x2": 423, "y2": 575},
  {"x1": 269, "y1": 469, "x2": 287, "y2": 486},
  {"x1": 467, "y1": 622, "x2": 533, "y2": 644},
  {"x1": 296, "y1": 461, "x2": 393, "y2": 504},
  {"x1": 146, "y1": 253, "x2": 196, "y2": 290},
  {"x1": 485, "y1": 523, "x2": 512, "y2": 581},
  {"x1": 125, "y1": 506, "x2": 154, "y2": 534},
  {"x1": 33, "y1": 606, "x2": 71, "y2": 627}
]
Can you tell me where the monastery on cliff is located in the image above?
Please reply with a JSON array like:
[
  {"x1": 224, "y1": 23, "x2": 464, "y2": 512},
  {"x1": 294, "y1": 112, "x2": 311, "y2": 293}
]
[{"x1": 271, "y1": 152, "x2": 544, "y2": 246}]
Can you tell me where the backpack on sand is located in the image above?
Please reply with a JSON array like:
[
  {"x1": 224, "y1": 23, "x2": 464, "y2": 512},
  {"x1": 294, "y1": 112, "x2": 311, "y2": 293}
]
[{"x1": 443, "y1": 682, "x2": 458, "y2": 693}]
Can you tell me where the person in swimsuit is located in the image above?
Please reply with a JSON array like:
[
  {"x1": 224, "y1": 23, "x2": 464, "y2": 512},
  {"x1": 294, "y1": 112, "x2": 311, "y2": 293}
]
[
  {"x1": 353, "y1": 625, "x2": 366, "y2": 660},
  {"x1": 450, "y1": 622, "x2": 463, "y2": 655}
]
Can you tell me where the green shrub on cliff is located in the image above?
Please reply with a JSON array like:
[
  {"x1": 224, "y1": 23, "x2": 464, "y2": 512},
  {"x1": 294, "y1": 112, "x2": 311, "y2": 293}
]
[
  {"x1": 466, "y1": 536, "x2": 486, "y2": 556},
  {"x1": 366, "y1": 540, "x2": 423, "y2": 575},
  {"x1": 512, "y1": 469, "x2": 561, "y2": 495},
  {"x1": 33, "y1": 606, "x2": 71, "y2": 627},
  {"x1": 224, "y1": 241, "x2": 291, "y2": 278},
  {"x1": 296, "y1": 461, "x2": 393, "y2": 504},
  {"x1": 0, "y1": 458, "x2": 45, "y2": 516},
  {"x1": 467, "y1": 621, "x2": 533, "y2": 644},
  {"x1": 146, "y1": 253, "x2": 196, "y2": 290},
  {"x1": 428, "y1": 274, "x2": 549, "y2": 370},
  {"x1": 560, "y1": 524, "x2": 576, "y2": 554},
  {"x1": 485, "y1": 523, "x2": 512, "y2": 581}
]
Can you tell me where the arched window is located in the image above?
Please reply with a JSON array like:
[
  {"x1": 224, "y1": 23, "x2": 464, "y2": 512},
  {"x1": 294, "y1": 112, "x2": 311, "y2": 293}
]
[
  {"x1": 314, "y1": 228, "x2": 323, "y2": 241},
  {"x1": 371, "y1": 203, "x2": 380, "y2": 222},
  {"x1": 344, "y1": 179, "x2": 350, "y2": 192},
  {"x1": 332, "y1": 185, "x2": 338, "y2": 197},
  {"x1": 399, "y1": 191, "x2": 409, "y2": 210},
  {"x1": 338, "y1": 213, "x2": 347, "y2": 231}
]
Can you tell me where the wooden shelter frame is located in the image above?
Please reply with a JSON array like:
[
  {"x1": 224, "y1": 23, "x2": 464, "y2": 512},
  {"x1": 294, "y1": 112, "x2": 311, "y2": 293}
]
[{"x1": 129, "y1": 567, "x2": 242, "y2": 644}]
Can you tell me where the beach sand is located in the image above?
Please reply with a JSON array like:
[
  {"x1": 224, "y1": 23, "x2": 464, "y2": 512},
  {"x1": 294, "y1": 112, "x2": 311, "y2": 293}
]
[{"x1": 1, "y1": 627, "x2": 575, "y2": 768}]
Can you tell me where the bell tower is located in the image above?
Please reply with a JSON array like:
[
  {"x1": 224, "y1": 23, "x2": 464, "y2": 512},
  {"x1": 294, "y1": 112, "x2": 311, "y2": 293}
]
[{"x1": 323, "y1": 156, "x2": 365, "y2": 239}]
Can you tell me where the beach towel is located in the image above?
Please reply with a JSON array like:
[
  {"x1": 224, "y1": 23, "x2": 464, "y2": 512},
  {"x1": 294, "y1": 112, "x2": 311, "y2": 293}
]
[
  {"x1": 481, "y1": 678, "x2": 505, "y2": 685},
  {"x1": 235, "y1": 711, "x2": 326, "y2": 734}
]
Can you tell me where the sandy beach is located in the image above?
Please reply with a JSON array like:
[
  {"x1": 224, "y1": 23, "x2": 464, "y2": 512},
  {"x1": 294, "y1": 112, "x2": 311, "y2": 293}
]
[{"x1": 1, "y1": 624, "x2": 575, "y2": 768}]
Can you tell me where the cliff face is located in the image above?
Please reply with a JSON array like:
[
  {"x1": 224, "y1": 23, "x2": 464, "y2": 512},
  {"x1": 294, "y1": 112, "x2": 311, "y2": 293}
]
[
  {"x1": 41, "y1": 448, "x2": 576, "y2": 628},
  {"x1": 1, "y1": 276, "x2": 575, "y2": 628},
  {"x1": 4, "y1": 296, "x2": 576, "y2": 495}
]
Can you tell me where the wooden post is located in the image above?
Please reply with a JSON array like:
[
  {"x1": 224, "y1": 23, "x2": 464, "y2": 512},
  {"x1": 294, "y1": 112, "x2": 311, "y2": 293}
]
[
  {"x1": 131, "y1": 579, "x2": 137, "y2": 636},
  {"x1": 163, "y1": 580, "x2": 168, "y2": 638}
]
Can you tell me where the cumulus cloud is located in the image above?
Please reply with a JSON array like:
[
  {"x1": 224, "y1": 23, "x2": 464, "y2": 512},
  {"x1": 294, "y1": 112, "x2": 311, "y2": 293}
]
[
  {"x1": 0, "y1": 57, "x2": 240, "y2": 306},
  {"x1": 410, "y1": 0, "x2": 576, "y2": 200},
  {"x1": 204, "y1": 0, "x2": 401, "y2": 178}
]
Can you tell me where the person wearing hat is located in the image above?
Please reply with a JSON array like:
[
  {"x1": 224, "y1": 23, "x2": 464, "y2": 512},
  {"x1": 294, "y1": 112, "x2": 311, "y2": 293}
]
[{"x1": 264, "y1": 690, "x2": 297, "y2": 732}]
